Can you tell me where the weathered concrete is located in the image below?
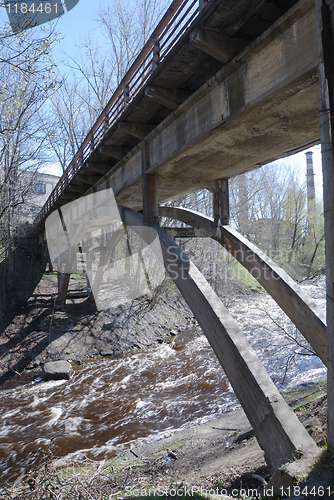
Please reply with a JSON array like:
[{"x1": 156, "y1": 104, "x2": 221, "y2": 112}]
[
  {"x1": 159, "y1": 206, "x2": 327, "y2": 365},
  {"x1": 315, "y1": 0, "x2": 334, "y2": 447},
  {"x1": 118, "y1": 206, "x2": 318, "y2": 472},
  {"x1": 88, "y1": 0, "x2": 320, "y2": 211}
]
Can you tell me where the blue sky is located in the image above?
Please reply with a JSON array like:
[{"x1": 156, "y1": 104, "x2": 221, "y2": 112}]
[{"x1": 52, "y1": 0, "x2": 104, "y2": 61}]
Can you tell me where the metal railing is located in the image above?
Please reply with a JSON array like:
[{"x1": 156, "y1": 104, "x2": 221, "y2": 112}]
[{"x1": 35, "y1": 0, "x2": 208, "y2": 225}]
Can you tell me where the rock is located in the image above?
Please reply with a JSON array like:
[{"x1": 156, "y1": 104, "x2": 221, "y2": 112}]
[
  {"x1": 41, "y1": 360, "x2": 72, "y2": 381},
  {"x1": 167, "y1": 449, "x2": 178, "y2": 460},
  {"x1": 100, "y1": 349, "x2": 114, "y2": 356}
]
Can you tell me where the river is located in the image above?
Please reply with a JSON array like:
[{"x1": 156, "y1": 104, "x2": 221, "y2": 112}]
[{"x1": 0, "y1": 279, "x2": 327, "y2": 484}]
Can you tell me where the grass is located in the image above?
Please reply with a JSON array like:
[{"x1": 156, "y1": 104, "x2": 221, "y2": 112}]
[
  {"x1": 229, "y1": 260, "x2": 263, "y2": 292},
  {"x1": 309, "y1": 445, "x2": 334, "y2": 473},
  {"x1": 290, "y1": 388, "x2": 326, "y2": 414}
]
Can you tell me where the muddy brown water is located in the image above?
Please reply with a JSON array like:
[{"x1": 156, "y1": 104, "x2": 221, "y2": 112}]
[
  {"x1": 0, "y1": 330, "x2": 234, "y2": 484},
  {"x1": 0, "y1": 321, "x2": 326, "y2": 485}
]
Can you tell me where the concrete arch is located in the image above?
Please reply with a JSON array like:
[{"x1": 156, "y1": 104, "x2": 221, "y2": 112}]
[
  {"x1": 159, "y1": 205, "x2": 327, "y2": 366},
  {"x1": 117, "y1": 206, "x2": 318, "y2": 472},
  {"x1": 52, "y1": 202, "x2": 318, "y2": 470}
]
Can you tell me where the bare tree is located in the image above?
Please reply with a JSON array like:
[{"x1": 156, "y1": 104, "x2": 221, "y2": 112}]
[
  {"x1": 0, "y1": 23, "x2": 58, "y2": 298},
  {"x1": 98, "y1": 0, "x2": 169, "y2": 85},
  {"x1": 42, "y1": 0, "x2": 170, "y2": 174}
]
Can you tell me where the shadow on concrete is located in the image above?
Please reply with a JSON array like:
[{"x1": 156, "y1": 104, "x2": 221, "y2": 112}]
[
  {"x1": 0, "y1": 246, "x2": 47, "y2": 332},
  {"x1": 0, "y1": 245, "x2": 49, "y2": 384}
]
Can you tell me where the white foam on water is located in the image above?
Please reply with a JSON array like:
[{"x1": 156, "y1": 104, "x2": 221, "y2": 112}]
[
  {"x1": 26, "y1": 379, "x2": 67, "y2": 393},
  {"x1": 0, "y1": 408, "x2": 20, "y2": 419},
  {"x1": 64, "y1": 417, "x2": 83, "y2": 434},
  {"x1": 155, "y1": 374, "x2": 195, "y2": 389},
  {"x1": 44, "y1": 407, "x2": 63, "y2": 427},
  {"x1": 136, "y1": 400, "x2": 150, "y2": 409},
  {"x1": 0, "y1": 424, "x2": 18, "y2": 437},
  {"x1": 29, "y1": 395, "x2": 48, "y2": 407}
]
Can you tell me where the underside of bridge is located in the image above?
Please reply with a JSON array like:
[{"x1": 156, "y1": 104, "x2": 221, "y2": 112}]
[{"x1": 35, "y1": 0, "x2": 334, "y2": 481}]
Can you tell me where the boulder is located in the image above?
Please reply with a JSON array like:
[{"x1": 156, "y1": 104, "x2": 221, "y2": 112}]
[{"x1": 41, "y1": 360, "x2": 72, "y2": 381}]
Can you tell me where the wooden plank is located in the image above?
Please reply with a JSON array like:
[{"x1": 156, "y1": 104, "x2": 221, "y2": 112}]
[
  {"x1": 119, "y1": 206, "x2": 319, "y2": 472},
  {"x1": 159, "y1": 205, "x2": 327, "y2": 365}
]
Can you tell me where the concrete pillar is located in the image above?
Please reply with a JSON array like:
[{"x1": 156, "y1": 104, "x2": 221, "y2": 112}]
[
  {"x1": 237, "y1": 173, "x2": 248, "y2": 234},
  {"x1": 315, "y1": 0, "x2": 334, "y2": 447},
  {"x1": 213, "y1": 178, "x2": 229, "y2": 226},
  {"x1": 141, "y1": 141, "x2": 159, "y2": 225}
]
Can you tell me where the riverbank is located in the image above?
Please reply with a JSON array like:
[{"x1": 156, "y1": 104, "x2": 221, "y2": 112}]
[
  {"x1": 0, "y1": 250, "x2": 331, "y2": 497},
  {"x1": 1, "y1": 381, "x2": 331, "y2": 499},
  {"x1": 0, "y1": 269, "x2": 194, "y2": 383}
]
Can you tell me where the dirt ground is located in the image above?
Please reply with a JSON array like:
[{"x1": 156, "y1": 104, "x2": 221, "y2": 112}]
[
  {"x1": 0, "y1": 249, "x2": 194, "y2": 384},
  {"x1": 97, "y1": 385, "x2": 331, "y2": 499}
]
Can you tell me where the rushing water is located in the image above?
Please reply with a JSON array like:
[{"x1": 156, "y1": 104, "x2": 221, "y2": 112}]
[{"x1": 0, "y1": 282, "x2": 327, "y2": 484}]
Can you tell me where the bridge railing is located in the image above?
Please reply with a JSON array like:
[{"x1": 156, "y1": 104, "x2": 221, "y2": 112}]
[{"x1": 35, "y1": 0, "x2": 208, "y2": 226}]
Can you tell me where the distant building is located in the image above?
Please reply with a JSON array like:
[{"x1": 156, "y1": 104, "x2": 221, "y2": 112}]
[{"x1": 20, "y1": 171, "x2": 60, "y2": 222}]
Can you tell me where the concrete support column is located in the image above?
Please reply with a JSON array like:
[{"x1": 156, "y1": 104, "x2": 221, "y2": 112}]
[
  {"x1": 213, "y1": 178, "x2": 229, "y2": 227},
  {"x1": 315, "y1": 0, "x2": 334, "y2": 447},
  {"x1": 141, "y1": 141, "x2": 159, "y2": 225},
  {"x1": 86, "y1": 251, "x2": 93, "y2": 292}
]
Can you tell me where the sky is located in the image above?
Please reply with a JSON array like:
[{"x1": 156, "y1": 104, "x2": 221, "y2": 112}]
[
  {"x1": 51, "y1": 0, "x2": 105, "y2": 61},
  {"x1": 276, "y1": 145, "x2": 323, "y2": 199},
  {"x1": 0, "y1": 1, "x2": 325, "y2": 199}
]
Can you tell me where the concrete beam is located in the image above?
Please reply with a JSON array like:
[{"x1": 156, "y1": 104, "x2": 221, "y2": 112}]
[
  {"x1": 212, "y1": 178, "x2": 229, "y2": 226},
  {"x1": 86, "y1": 162, "x2": 111, "y2": 175},
  {"x1": 119, "y1": 206, "x2": 318, "y2": 472},
  {"x1": 99, "y1": 145, "x2": 131, "y2": 160},
  {"x1": 159, "y1": 205, "x2": 327, "y2": 365},
  {"x1": 141, "y1": 142, "x2": 159, "y2": 225},
  {"x1": 145, "y1": 86, "x2": 192, "y2": 110},
  {"x1": 118, "y1": 122, "x2": 154, "y2": 139},
  {"x1": 72, "y1": 175, "x2": 101, "y2": 186},
  {"x1": 164, "y1": 227, "x2": 219, "y2": 238},
  {"x1": 58, "y1": 193, "x2": 79, "y2": 201},
  {"x1": 98, "y1": 0, "x2": 319, "y2": 210},
  {"x1": 68, "y1": 185, "x2": 87, "y2": 194},
  {"x1": 90, "y1": 226, "x2": 127, "y2": 301},
  {"x1": 190, "y1": 28, "x2": 248, "y2": 63}
]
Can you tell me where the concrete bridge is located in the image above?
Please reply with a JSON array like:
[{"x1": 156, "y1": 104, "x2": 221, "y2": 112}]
[{"x1": 33, "y1": 0, "x2": 334, "y2": 479}]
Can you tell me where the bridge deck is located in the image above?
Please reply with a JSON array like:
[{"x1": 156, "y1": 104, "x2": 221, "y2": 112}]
[{"x1": 34, "y1": 0, "x2": 316, "y2": 231}]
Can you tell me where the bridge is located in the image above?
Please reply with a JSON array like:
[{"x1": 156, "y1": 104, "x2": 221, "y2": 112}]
[{"x1": 32, "y1": 0, "x2": 334, "y2": 481}]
